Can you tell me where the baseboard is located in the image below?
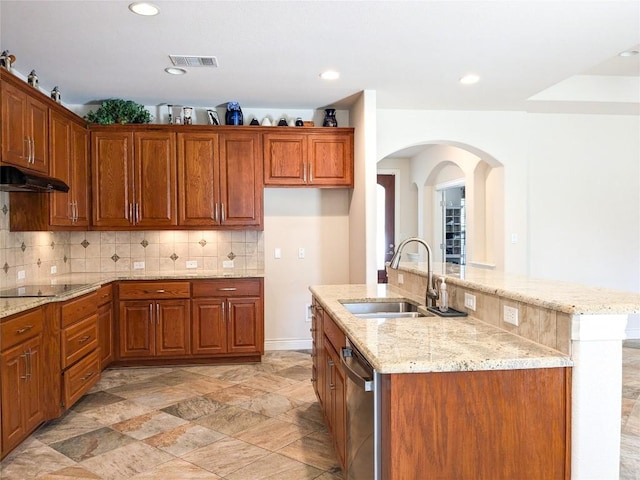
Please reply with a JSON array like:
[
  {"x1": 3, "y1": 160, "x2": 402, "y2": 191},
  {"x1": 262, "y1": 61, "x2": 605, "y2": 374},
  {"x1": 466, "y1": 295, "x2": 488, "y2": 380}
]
[{"x1": 265, "y1": 338, "x2": 313, "y2": 351}]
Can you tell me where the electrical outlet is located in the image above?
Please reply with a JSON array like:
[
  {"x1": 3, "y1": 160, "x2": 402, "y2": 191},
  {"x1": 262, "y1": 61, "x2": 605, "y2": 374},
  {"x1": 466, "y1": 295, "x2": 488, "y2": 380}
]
[
  {"x1": 133, "y1": 261, "x2": 145, "y2": 270},
  {"x1": 223, "y1": 260, "x2": 234, "y2": 268},
  {"x1": 464, "y1": 292, "x2": 476, "y2": 311},
  {"x1": 305, "y1": 303, "x2": 312, "y2": 322},
  {"x1": 17, "y1": 270, "x2": 25, "y2": 280},
  {"x1": 398, "y1": 273, "x2": 404, "y2": 284},
  {"x1": 186, "y1": 260, "x2": 198, "y2": 269},
  {"x1": 50, "y1": 266, "x2": 57, "y2": 274},
  {"x1": 503, "y1": 305, "x2": 519, "y2": 326},
  {"x1": 274, "y1": 248, "x2": 282, "y2": 259},
  {"x1": 298, "y1": 247, "x2": 305, "y2": 259}
]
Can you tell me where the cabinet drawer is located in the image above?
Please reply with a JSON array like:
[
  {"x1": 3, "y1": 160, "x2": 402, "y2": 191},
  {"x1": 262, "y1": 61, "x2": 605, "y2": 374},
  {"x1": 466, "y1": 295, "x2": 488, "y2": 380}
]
[
  {"x1": 61, "y1": 292, "x2": 97, "y2": 328},
  {"x1": 63, "y1": 349, "x2": 100, "y2": 408},
  {"x1": 96, "y1": 284, "x2": 113, "y2": 305},
  {"x1": 323, "y1": 312, "x2": 346, "y2": 352},
  {"x1": 192, "y1": 278, "x2": 262, "y2": 298},
  {"x1": 61, "y1": 313, "x2": 98, "y2": 369},
  {"x1": 1, "y1": 308, "x2": 43, "y2": 351},
  {"x1": 118, "y1": 282, "x2": 190, "y2": 300}
]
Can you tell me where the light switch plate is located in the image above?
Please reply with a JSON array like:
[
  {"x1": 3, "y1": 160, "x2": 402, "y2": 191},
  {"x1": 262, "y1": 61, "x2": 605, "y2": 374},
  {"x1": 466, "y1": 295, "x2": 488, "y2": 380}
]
[
  {"x1": 133, "y1": 261, "x2": 145, "y2": 270},
  {"x1": 223, "y1": 260, "x2": 234, "y2": 268},
  {"x1": 50, "y1": 266, "x2": 57, "y2": 274},
  {"x1": 17, "y1": 270, "x2": 25, "y2": 280}
]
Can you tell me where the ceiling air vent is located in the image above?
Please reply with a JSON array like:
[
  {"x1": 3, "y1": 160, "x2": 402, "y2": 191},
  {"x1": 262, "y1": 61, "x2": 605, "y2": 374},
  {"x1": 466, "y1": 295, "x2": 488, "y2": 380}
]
[{"x1": 168, "y1": 55, "x2": 218, "y2": 67}]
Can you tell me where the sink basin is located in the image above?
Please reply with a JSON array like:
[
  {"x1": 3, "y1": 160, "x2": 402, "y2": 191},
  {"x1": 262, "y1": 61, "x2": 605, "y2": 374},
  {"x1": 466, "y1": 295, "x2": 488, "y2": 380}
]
[{"x1": 340, "y1": 300, "x2": 429, "y2": 319}]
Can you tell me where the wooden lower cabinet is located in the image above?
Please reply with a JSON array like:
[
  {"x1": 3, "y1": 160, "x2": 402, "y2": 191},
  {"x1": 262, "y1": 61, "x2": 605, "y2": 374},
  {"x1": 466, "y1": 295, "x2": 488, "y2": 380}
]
[
  {"x1": 118, "y1": 299, "x2": 190, "y2": 359},
  {"x1": 0, "y1": 308, "x2": 46, "y2": 458},
  {"x1": 380, "y1": 368, "x2": 571, "y2": 479},
  {"x1": 97, "y1": 284, "x2": 114, "y2": 368},
  {"x1": 191, "y1": 278, "x2": 264, "y2": 357}
]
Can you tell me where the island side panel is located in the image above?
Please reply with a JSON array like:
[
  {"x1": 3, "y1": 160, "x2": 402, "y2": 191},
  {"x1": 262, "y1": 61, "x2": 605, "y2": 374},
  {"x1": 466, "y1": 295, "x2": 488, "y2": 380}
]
[{"x1": 380, "y1": 368, "x2": 572, "y2": 480}]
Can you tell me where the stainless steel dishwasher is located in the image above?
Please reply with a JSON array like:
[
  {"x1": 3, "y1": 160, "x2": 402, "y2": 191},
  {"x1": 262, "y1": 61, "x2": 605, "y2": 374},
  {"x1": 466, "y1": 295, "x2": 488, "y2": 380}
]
[{"x1": 341, "y1": 338, "x2": 380, "y2": 480}]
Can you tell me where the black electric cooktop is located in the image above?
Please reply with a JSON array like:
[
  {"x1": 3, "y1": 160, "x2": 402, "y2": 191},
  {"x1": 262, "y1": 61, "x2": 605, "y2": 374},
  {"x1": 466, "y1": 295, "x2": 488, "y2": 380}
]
[{"x1": 0, "y1": 284, "x2": 88, "y2": 298}]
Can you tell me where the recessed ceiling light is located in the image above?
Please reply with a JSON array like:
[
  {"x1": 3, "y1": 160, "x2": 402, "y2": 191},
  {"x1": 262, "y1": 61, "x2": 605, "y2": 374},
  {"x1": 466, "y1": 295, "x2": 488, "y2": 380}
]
[
  {"x1": 164, "y1": 67, "x2": 187, "y2": 75},
  {"x1": 320, "y1": 70, "x2": 340, "y2": 80},
  {"x1": 459, "y1": 73, "x2": 480, "y2": 85},
  {"x1": 619, "y1": 50, "x2": 639, "y2": 57},
  {"x1": 128, "y1": 2, "x2": 159, "y2": 16}
]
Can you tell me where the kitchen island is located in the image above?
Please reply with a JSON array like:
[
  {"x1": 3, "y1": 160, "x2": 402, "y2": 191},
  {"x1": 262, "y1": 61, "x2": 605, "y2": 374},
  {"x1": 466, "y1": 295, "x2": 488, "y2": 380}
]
[
  {"x1": 312, "y1": 262, "x2": 640, "y2": 479},
  {"x1": 311, "y1": 283, "x2": 572, "y2": 479}
]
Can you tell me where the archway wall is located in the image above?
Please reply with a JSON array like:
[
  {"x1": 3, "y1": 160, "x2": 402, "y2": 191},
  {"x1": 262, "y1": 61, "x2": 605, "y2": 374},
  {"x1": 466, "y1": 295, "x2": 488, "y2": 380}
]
[{"x1": 377, "y1": 110, "x2": 523, "y2": 271}]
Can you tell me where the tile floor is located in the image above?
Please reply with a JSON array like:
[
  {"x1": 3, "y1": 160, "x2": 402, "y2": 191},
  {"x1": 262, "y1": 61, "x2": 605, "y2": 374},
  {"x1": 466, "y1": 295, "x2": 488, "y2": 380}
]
[
  {"x1": 0, "y1": 351, "x2": 342, "y2": 480},
  {"x1": 1, "y1": 345, "x2": 639, "y2": 479}
]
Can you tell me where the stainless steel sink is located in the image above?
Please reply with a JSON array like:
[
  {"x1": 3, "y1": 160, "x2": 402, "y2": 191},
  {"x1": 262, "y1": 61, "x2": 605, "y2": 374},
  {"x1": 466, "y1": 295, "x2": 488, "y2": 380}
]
[{"x1": 340, "y1": 300, "x2": 429, "y2": 319}]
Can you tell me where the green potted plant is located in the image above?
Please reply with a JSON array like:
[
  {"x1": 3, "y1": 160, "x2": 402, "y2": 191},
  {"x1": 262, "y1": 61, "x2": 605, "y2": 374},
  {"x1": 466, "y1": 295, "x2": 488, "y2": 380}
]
[{"x1": 84, "y1": 99, "x2": 152, "y2": 125}]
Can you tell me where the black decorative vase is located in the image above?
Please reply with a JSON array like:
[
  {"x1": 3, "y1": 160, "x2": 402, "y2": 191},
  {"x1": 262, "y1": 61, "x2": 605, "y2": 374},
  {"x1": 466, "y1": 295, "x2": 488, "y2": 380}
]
[{"x1": 323, "y1": 108, "x2": 338, "y2": 127}]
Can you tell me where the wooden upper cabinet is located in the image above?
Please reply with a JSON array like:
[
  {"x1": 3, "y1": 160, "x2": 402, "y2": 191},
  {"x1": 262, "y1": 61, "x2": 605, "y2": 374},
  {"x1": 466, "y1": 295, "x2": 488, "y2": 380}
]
[
  {"x1": 177, "y1": 131, "x2": 263, "y2": 229},
  {"x1": 91, "y1": 129, "x2": 177, "y2": 229},
  {"x1": 263, "y1": 129, "x2": 353, "y2": 188},
  {"x1": 177, "y1": 133, "x2": 219, "y2": 226},
  {"x1": 134, "y1": 131, "x2": 177, "y2": 228},
  {"x1": 263, "y1": 133, "x2": 307, "y2": 186},
  {"x1": 218, "y1": 132, "x2": 263, "y2": 228},
  {"x1": 308, "y1": 133, "x2": 353, "y2": 187},
  {"x1": 91, "y1": 130, "x2": 133, "y2": 227},
  {"x1": 49, "y1": 110, "x2": 89, "y2": 228},
  {"x1": 1, "y1": 79, "x2": 49, "y2": 173}
]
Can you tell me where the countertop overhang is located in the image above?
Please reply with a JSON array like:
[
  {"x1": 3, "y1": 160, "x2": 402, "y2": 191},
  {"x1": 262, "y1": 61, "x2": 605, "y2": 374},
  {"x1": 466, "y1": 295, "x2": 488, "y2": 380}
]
[{"x1": 310, "y1": 283, "x2": 572, "y2": 374}]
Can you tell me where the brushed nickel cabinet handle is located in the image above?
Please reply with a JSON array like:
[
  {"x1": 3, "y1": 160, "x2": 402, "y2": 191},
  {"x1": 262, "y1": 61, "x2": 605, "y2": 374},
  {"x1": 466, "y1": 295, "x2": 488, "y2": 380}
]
[
  {"x1": 81, "y1": 371, "x2": 94, "y2": 381},
  {"x1": 309, "y1": 161, "x2": 313, "y2": 183},
  {"x1": 303, "y1": 162, "x2": 307, "y2": 182},
  {"x1": 16, "y1": 325, "x2": 33, "y2": 334},
  {"x1": 135, "y1": 203, "x2": 140, "y2": 224},
  {"x1": 78, "y1": 335, "x2": 91, "y2": 343},
  {"x1": 143, "y1": 289, "x2": 166, "y2": 294},
  {"x1": 149, "y1": 303, "x2": 153, "y2": 321},
  {"x1": 27, "y1": 349, "x2": 32, "y2": 379},
  {"x1": 221, "y1": 203, "x2": 225, "y2": 223},
  {"x1": 215, "y1": 203, "x2": 219, "y2": 223},
  {"x1": 156, "y1": 303, "x2": 159, "y2": 324},
  {"x1": 30, "y1": 137, "x2": 35, "y2": 164},
  {"x1": 20, "y1": 352, "x2": 28, "y2": 380},
  {"x1": 217, "y1": 287, "x2": 237, "y2": 291},
  {"x1": 129, "y1": 203, "x2": 134, "y2": 224}
]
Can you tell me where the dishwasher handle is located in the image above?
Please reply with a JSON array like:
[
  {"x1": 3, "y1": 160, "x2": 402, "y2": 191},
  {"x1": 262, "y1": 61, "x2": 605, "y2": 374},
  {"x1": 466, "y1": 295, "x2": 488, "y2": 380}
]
[{"x1": 341, "y1": 346, "x2": 374, "y2": 392}]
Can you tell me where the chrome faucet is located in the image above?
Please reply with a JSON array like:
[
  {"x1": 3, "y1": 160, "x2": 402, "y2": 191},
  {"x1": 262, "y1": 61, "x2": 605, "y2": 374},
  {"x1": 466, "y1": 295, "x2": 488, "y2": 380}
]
[{"x1": 389, "y1": 237, "x2": 439, "y2": 307}]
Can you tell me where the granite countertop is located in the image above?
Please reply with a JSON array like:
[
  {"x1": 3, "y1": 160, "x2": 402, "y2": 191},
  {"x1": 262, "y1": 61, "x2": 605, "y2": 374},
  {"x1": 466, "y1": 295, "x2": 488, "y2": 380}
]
[
  {"x1": 399, "y1": 262, "x2": 640, "y2": 315},
  {"x1": 310, "y1": 283, "x2": 572, "y2": 374},
  {"x1": 0, "y1": 269, "x2": 264, "y2": 319}
]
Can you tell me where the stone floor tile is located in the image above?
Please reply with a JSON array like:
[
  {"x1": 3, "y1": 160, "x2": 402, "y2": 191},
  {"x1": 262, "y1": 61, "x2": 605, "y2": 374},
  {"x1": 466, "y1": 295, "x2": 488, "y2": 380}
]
[
  {"x1": 225, "y1": 451, "x2": 323, "y2": 480},
  {"x1": 181, "y1": 437, "x2": 270, "y2": 477}
]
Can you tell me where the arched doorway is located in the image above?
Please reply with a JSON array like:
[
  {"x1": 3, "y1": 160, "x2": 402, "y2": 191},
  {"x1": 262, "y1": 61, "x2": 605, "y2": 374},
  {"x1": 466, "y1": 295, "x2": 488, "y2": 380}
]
[{"x1": 377, "y1": 142, "x2": 504, "y2": 275}]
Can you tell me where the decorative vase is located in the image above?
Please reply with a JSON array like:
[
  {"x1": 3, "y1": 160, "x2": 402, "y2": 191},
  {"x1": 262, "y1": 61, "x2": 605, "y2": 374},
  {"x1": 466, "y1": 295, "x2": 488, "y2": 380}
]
[
  {"x1": 225, "y1": 101, "x2": 243, "y2": 125},
  {"x1": 323, "y1": 108, "x2": 338, "y2": 127}
]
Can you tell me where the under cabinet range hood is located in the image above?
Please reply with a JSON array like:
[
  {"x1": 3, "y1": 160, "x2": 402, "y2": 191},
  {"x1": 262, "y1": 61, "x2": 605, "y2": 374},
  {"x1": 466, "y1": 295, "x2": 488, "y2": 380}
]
[{"x1": 0, "y1": 166, "x2": 69, "y2": 192}]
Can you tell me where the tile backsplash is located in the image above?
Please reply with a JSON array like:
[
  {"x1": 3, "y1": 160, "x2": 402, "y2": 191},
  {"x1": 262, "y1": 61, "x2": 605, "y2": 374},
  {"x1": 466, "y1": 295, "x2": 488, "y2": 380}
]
[{"x1": 0, "y1": 192, "x2": 264, "y2": 289}]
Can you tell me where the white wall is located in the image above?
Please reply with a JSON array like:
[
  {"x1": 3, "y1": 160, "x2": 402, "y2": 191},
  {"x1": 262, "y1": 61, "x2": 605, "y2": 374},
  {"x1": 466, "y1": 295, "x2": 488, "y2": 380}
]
[
  {"x1": 264, "y1": 189, "x2": 350, "y2": 349},
  {"x1": 376, "y1": 109, "x2": 640, "y2": 338}
]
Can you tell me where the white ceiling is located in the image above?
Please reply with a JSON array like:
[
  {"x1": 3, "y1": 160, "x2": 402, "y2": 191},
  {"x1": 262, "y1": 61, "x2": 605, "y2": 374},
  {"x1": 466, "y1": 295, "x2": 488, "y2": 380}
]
[{"x1": 1, "y1": 0, "x2": 638, "y2": 114}]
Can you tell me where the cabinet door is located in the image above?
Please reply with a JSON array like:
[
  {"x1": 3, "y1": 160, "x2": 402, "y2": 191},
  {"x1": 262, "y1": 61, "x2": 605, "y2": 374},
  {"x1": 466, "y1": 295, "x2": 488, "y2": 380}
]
[
  {"x1": 155, "y1": 300, "x2": 190, "y2": 357},
  {"x1": 92, "y1": 131, "x2": 134, "y2": 227},
  {"x1": 134, "y1": 131, "x2": 177, "y2": 227},
  {"x1": 0, "y1": 336, "x2": 44, "y2": 454},
  {"x1": 177, "y1": 133, "x2": 219, "y2": 226},
  {"x1": 227, "y1": 297, "x2": 263, "y2": 354},
  {"x1": 308, "y1": 134, "x2": 353, "y2": 187},
  {"x1": 1, "y1": 81, "x2": 28, "y2": 168},
  {"x1": 71, "y1": 123, "x2": 90, "y2": 226},
  {"x1": 191, "y1": 298, "x2": 226, "y2": 354},
  {"x1": 49, "y1": 110, "x2": 73, "y2": 225},
  {"x1": 27, "y1": 96, "x2": 49, "y2": 173},
  {"x1": 218, "y1": 132, "x2": 263, "y2": 227},
  {"x1": 1, "y1": 344, "x2": 27, "y2": 452},
  {"x1": 263, "y1": 133, "x2": 307, "y2": 186},
  {"x1": 118, "y1": 301, "x2": 154, "y2": 358},
  {"x1": 98, "y1": 302, "x2": 114, "y2": 368}
]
